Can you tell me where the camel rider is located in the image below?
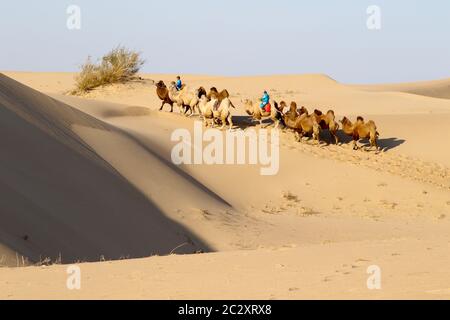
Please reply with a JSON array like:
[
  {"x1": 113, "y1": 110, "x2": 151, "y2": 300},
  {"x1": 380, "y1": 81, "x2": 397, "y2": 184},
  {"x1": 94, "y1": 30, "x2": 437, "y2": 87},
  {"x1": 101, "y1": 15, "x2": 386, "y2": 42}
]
[
  {"x1": 260, "y1": 90, "x2": 270, "y2": 112},
  {"x1": 175, "y1": 76, "x2": 183, "y2": 91}
]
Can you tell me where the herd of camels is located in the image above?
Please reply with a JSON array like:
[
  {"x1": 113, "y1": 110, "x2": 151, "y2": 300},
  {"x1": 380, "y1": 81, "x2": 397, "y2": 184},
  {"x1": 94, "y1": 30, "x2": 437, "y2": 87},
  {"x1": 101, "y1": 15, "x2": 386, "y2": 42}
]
[{"x1": 155, "y1": 80, "x2": 380, "y2": 151}]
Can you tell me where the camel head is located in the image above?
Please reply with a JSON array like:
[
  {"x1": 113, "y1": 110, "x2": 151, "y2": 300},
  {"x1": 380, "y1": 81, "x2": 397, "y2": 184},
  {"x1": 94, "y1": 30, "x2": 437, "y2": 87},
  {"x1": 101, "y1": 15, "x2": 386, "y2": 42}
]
[
  {"x1": 241, "y1": 99, "x2": 251, "y2": 106},
  {"x1": 314, "y1": 109, "x2": 323, "y2": 116},
  {"x1": 290, "y1": 102, "x2": 298, "y2": 112},
  {"x1": 242, "y1": 99, "x2": 254, "y2": 115},
  {"x1": 356, "y1": 116, "x2": 365, "y2": 123},
  {"x1": 299, "y1": 106, "x2": 308, "y2": 115},
  {"x1": 168, "y1": 81, "x2": 177, "y2": 90},
  {"x1": 340, "y1": 116, "x2": 352, "y2": 126},
  {"x1": 156, "y1": 80, "x2": 166, "y2": 89},
  {"x1": 198, "y1": 87, "x2": 207, "y2": 99}
]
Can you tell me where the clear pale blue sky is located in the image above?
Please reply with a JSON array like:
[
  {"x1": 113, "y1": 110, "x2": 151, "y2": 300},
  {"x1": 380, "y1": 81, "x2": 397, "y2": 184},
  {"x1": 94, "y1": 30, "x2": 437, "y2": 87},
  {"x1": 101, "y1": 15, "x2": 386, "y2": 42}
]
[{"x1": 1, "y1": 0, "x2": 449, "y2": 83}]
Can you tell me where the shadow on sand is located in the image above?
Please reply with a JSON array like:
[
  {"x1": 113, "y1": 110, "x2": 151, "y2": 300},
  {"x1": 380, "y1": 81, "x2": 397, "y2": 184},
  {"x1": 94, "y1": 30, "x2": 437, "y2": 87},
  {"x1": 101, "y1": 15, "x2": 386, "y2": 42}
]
[{"x1": 231, "y1": 117, "x2": 406, "y2": 152}]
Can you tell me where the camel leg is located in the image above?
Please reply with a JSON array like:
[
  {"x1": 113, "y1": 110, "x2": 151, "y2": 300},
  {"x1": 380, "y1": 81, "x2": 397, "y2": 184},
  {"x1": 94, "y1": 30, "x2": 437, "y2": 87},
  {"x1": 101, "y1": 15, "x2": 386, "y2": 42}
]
[
  {"x1": 332, "y1": 130, "x2": 339, "y2": 145},
  {"x1": 274, "y1": 119, "x2": 280, "y2": 129},
  {"x1": 313, "y1": 132, "x2": 320, "y2": 144},
  {"x1": 219, "y1": 116, "x2": 226, "y2": 130},
  {"x1": 159, "y1": 101, "x2": 165, "y2": 111},
  {"x1": 170, "y1": 102, "x2": 174, "y2": 113},
  {"x1": 371, "y1": 134, "x2": 380, "y2": 151},
  {"x1": 228, "y1": 115, "x2": 233, "y2": 131},
  {"x1": 313, "y1": 127, "x2": 321, "y2": 145},
  {"x1": 353, "y1": 140, "x2": 359, "y2": 150}
]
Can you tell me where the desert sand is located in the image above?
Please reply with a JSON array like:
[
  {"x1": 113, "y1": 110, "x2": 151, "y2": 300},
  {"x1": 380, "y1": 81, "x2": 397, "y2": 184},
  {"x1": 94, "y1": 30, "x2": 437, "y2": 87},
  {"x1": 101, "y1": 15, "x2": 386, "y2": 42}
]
[{"x1": 0, "y1": 71, "x2": 449, "y2": 299}]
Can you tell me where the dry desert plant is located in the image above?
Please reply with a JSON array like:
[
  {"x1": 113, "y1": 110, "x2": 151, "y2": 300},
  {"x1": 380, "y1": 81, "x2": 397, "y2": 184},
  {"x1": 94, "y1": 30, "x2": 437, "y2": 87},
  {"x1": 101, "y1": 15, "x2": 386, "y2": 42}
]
[{"x1": 72, "y1": 46, "x2": 145, "y2": 94}]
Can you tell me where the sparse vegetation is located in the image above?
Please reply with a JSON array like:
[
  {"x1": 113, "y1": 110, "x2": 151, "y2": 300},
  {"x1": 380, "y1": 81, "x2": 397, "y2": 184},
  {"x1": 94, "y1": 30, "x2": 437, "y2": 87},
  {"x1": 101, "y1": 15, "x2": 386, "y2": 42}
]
[{"x1": 72, "y1": 46, "x2": 145, "y2": 94}]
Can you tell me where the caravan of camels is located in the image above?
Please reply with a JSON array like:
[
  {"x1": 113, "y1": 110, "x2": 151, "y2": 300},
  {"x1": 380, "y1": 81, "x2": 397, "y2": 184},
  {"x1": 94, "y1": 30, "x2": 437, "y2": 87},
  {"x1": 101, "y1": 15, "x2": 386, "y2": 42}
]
[{"x1": 155, "y1": 80, "x2": 380, "y2": 151}]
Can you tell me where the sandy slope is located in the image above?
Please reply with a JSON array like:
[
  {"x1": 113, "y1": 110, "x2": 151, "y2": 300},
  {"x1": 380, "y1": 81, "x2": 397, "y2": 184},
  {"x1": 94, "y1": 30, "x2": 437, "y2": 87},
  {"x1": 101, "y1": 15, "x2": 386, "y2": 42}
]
[
  {"x1": 3, "y1": 239, "x2": 450, "y2": 300},
  {"x1": 0, "y1": 74, "x2": 228, "y2": 267},
  {"x1": 1, "y1": 72, "x2": 450, "y2": 299},
  {"x1": 352, "y1": 78, "x2": 450, "y2": 100}
]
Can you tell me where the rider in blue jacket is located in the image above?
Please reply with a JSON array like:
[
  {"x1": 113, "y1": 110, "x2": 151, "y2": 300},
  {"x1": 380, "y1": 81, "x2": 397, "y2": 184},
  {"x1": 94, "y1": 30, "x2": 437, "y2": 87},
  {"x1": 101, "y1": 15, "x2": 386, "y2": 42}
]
[
  {"x1": 260, "y1": 90, "x2": 270, "y2": 109},
  {"x1": 176, "y1": 76, "x2": 183, "y2": 91}
]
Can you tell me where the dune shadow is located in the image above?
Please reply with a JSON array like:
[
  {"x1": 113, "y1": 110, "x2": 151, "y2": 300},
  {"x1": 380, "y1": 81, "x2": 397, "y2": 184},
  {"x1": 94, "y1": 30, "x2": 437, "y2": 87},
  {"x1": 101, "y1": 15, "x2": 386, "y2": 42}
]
[
  {"x1": 0, "y1": 75, "x2": 218, "y2": 266},
  {"x1": 113, "y1": 126, "x2": 233, "y2": 208}
]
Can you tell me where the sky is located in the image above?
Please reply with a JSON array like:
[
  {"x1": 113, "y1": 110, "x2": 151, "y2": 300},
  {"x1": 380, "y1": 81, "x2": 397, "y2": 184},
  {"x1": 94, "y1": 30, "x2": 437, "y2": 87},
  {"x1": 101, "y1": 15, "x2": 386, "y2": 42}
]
[{"x1": 0, "y1": 0, "x2": 449, "y2": 83}]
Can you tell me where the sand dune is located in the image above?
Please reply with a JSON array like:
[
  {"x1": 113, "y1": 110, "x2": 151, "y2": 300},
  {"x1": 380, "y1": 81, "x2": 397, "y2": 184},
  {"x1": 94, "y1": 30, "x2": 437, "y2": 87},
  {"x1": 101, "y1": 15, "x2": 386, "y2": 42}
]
[
  {"x1": 352, "y1": 78, "x2": 450, "y2": 100},
  {"x1": 0, "y1": 74, "x2": 227, "y2": 266},
  {"x1": 1, "y1": 72, "x2": 450, "y2": 299}
]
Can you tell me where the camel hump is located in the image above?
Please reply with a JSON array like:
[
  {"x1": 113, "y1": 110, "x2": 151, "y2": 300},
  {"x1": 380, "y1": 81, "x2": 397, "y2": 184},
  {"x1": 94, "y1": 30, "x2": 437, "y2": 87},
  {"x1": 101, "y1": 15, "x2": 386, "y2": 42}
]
[
  {"x1": 357, "y1": 116, "x2": 365, "y2": 122},
  {"x1": 327, "y1": 110, "x2": 335, "y2": 116},
  {"x1": 314, "y1": 109, "x2": 323, "y2": 116}
]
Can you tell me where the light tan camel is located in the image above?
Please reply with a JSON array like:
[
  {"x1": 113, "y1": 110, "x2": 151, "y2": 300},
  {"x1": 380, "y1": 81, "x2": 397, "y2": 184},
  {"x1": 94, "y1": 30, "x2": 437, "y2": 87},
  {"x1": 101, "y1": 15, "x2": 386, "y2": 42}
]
[
  {"x1": 213, "y1": 97, "x2": 235, "y2": 130},
  {"x1": 198, "y1": 95, "x2": 218, "y2": 127},
  {"x1": 243, "y1": 99, "x2": 283, "y2": 128},
  {"x1": 168, "y1": 82, "x2": 200, "y2": 116}
]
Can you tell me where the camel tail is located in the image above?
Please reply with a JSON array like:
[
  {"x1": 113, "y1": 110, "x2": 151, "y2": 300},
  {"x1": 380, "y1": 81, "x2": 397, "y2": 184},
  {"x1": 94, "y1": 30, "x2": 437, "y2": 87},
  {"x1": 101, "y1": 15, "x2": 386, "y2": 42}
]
[{"x1": 230, "y1": 100, "x2": 236, "y2": 109}]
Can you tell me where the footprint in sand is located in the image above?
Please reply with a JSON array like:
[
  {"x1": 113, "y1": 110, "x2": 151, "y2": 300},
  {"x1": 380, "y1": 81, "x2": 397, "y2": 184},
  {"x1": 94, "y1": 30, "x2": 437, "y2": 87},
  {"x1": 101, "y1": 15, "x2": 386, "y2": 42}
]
[
  {"x1": 380, "y1": 199, "x2": 398, "y2": 210},
  {"x1": 283, "y1": 192, "x2": 301, "y2": 203}
]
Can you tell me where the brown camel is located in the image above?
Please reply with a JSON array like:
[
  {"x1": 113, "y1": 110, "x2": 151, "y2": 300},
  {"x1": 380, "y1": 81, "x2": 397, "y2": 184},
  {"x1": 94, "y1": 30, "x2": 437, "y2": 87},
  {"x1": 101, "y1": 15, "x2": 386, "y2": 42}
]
[
  {"x1": 313, "y1": 109, "x2": 340, "y2": 144},
  {"x1": 340, "y1": 116, "x2": 379, "y2": 150},
  {"x1": 197, "y1": 87, "x2": 208, "y2": 99},
  {"x1": 280, "y1": 101, "x2": 300, "y2": 123},
  {"x1": 155, "y1": 80, "x2": 174, "y2": 112},
  {"x1": 282, "y1": 106, "x2": 320, "y2": 143}
]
